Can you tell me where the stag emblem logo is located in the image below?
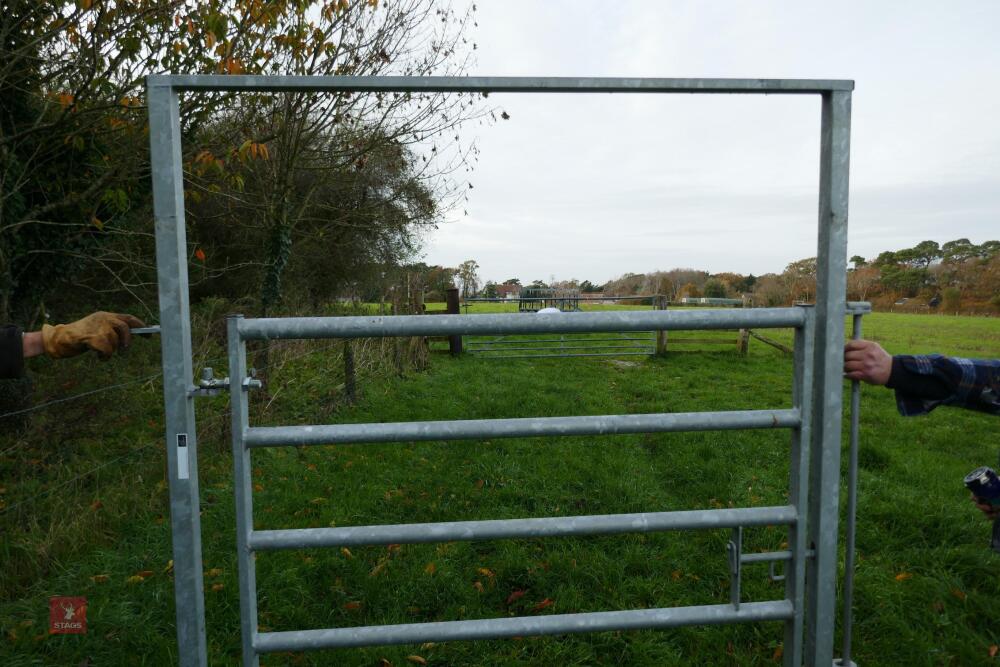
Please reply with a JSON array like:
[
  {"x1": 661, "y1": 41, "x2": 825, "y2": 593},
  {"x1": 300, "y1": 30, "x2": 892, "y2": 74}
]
[{"x1": 49, "y1": 596, "x2": 87, "y2": 634}]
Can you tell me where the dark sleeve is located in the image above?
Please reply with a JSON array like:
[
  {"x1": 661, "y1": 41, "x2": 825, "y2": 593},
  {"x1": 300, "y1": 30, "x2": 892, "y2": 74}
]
[
  {"x1": 0, "y1": 325, "x2": 25, "y2": 379},
  {"x1": 886, "y1": 356, "x2": 951, "y2": 400}
]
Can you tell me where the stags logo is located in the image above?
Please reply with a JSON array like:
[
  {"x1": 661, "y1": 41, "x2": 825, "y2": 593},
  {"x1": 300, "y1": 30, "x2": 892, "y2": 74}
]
[{"x1": 49, "y1": 596, "x2": 87, "y2": 634}]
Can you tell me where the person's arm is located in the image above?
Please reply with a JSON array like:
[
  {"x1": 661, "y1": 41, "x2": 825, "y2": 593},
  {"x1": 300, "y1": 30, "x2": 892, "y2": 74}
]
[
  {"x1": 22, "y1": 331, "x2": 44, "y2": 359},
  {"x1": 845, "y1": 339, "x2": 1000, "y2": 416}
]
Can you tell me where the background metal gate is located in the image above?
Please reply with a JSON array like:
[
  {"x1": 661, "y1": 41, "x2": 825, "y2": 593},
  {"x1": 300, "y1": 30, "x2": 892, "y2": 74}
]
[{"x1": 149, "y1": 75, "x2": 854, "y2": 666}]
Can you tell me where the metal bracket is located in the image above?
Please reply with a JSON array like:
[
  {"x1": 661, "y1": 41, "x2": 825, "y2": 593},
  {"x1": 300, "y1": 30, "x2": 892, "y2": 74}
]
[
  {"x1": 189, "y1": 367, "x2": 229, "y2": 397},
  {"x1": 242, "y1": 368, "x2": 262, "y2": 391}
]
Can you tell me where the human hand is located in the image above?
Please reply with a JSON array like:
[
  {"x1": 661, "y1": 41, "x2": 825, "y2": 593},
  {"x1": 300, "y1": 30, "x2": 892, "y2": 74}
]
[
  {"x1": 41, "y1": 312, "x2": 147, "y2": 360},
  {"x1": 843, "y1": 339, "x2": 892, "y2": 385},
  {"x1": 971, "y1": 493, "x2": 1000, "y2": 521}
]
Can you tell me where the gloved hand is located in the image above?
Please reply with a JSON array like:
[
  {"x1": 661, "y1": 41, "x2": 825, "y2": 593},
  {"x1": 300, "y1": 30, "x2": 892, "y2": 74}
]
[{"x1": 41, "y1": 312, "x2": 147, "y2": 360}]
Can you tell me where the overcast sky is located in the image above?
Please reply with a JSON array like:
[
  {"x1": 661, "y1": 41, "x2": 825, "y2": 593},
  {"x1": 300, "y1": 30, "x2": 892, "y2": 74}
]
[{"x1": 418, "y1": 1, "x2": 1000, "y2": 285}]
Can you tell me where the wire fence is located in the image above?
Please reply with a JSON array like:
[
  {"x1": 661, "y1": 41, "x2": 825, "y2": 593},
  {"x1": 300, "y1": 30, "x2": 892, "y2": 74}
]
[{"x1": 0, "y1": 336, "x2": 395, "y2": 517}]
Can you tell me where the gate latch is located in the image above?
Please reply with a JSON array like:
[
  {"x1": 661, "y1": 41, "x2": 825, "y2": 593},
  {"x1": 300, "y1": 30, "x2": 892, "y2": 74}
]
[{"x1": 190, "y1": 367, "x2": 229, "y2": 397}]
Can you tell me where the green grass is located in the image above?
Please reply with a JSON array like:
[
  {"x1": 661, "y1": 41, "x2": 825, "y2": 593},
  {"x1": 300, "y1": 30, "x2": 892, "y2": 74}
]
[{"x1": 2, "y1": 309, "x2": 999, "y2": 665}]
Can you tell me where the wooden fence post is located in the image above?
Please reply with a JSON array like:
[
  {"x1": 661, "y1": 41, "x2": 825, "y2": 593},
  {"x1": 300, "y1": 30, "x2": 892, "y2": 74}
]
[
  {"x1": 343, "y1": 339, "x2": 356, "y2": 403},
  {"x1": 655, "y1": 295, "x2": 668, "y2": 356},
  {"x1": 446, "y1": 287, "x2": 462, "y2": 355}
]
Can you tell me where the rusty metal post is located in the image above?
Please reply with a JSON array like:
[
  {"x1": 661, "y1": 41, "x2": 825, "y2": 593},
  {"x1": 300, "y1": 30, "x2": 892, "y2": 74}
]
[{"x1": 446, "y1": 287, "x2": 462, "y2": 355}]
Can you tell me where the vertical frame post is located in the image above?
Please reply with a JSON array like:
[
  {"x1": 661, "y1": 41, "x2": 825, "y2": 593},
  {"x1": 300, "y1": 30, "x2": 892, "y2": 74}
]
[
  {"x1": 228, "y1": 315, "x2": 260, "y2": 667},
  {"x1": 805, "y1": 90, "x2": 852, "y2": 666},
  {"x1": 148, "y1": 78, "x2": 208, "y2": 667},
  {"x1": 784, "y1": 306, "x2": 815, "y2": 667},
  {"x1": 446, "y1": 287, "x2": 462, "y2": 355},
  {"x1": 836, "y1": 314, "x2": 863, "y2": 667}
]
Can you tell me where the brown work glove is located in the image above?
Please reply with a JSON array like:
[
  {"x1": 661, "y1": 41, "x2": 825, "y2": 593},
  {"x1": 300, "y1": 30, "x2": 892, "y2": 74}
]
[{"x1": 42, "y1": 312, "x2": 147, "y2": 360}]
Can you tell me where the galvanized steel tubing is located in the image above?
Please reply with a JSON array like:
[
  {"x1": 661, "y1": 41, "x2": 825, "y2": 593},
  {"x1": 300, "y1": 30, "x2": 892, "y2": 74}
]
[
  {"x1": 249, "y1": 505, "x2": 798, "y2": 550},
  {"x1": 237, "y1": 307, "x2": 806, "y2": 341},
  {"x1": 244, "y1": 409, "x2": 801, "y2": 448},
  {"x1": 253, "y1": 601, "x2": 795, "y2": 652}
]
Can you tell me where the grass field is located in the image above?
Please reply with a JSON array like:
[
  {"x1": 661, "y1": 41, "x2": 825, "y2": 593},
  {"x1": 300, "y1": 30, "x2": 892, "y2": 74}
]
[{"x1": 2, "y1": 307, "x2": 999, "y2": 665}]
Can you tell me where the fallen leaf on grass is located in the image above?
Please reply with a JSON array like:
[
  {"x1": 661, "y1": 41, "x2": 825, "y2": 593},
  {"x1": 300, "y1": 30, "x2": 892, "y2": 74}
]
[
  {"x1": 344, "y1": 601, "x2": 362, "y2": 611},
  {"x1": 420, "y1": 642, "x2": 436, "y2": 650},
  {"x1": 951, "y1": 588, "x2": 967, "y2": 601},
  {"x1": 211, "y1": 583, "x2": 224, "y2": 592},
  {"x1": 476, "y1": 567, "x2": 494, "y2": 578},
  {"x1": 506, "y1": 590, "x2": 526, "y2": 605},
  {"x1": 895, "y1": 572, "x2": 913, "y2": 582},
  {"x1": 379, "y1": 660, "x2": 393, "y2": 667},
  {"x1": 137, "y1": 570, "x2": 154, "y2": 578},
  {"x1": 671, "y1": 570, "x2": 682, "y2": 581},
  {"x1": 126, "y1": 575, "x2": 145, "y2": 584},
  {"x1": 206, "y1": 568, "x2": 223, "y2": 578},
  {"x1": 341, "y1": 547, "x2": 353, "y2": 559},
  {"x1": 474, "y1": 479, "x2": 484, "y2": 489},
  {"x1": 253, "y1": 484, "x2": 264, "y2": 493},
  {"x1": 530, "y1": 598, "x2": 554, "y2": 613},
  {"x1": 406, "y1": 656, "x2": 427, "y2": 665},
  {"x1": 90, "y1": 574, "x2": 110, "y2": 584},
  {"x1": 991, "y1": 645, "x2": 999, "y2": 658},
  {"x1": 164, "y1": 560, "x2": 174, "y2": 574},
  {"x1": 472, "y1": 580, "x2": 484, "y2": 592},
  {"x1": 424, "y1": 562, "x2": 436, "y2": 575},
  {"x1": 772, "y1": 644, "x2": 783, "y2": 660},
  {"x1": 90, "y1": 500, "x2": 103, "y2": 511}
]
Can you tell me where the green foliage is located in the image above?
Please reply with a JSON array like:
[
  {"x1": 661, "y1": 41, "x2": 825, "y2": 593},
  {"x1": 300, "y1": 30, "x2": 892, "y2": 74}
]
[{"x1": 702, "y1": 279, "x2": 727, "y2": 298}]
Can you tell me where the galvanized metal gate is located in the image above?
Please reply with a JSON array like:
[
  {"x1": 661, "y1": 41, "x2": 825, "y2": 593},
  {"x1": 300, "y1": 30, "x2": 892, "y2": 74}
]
[{"x1": 148, "y1": 75, "x2": 855, "y2": 666}]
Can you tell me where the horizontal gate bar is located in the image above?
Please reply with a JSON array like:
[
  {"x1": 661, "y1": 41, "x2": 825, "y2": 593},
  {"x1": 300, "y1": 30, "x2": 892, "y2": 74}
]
[
  {"x1": 245, "y1": 408, "x2": 800, "y2": 447},
  {"x1": 468, "y1": 336, "x2": 655, "y2": 344},
  {"x1": 472, "y1": 352, "x2": 655, "y2": 360},
  {"x1": 468, "y1": 344, "x2": 653, "y2": 352},
  {"x1": 238, "y1": 308, "x2": 806, "y2": 340},
  {"x1": 154, "y1": 74, "x2": 853, "y2": 94},
  {"x1": 249, "y1": 505, "x2": 797, "y2": 550},
  {"x1": 253, "y1": 600, "x2": 794, "y2": 652}
]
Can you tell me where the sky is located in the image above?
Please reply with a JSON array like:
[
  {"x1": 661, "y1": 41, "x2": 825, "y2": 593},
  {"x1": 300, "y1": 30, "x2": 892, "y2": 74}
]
[{"x1": 418, "y1": 1, "x2": 1000, "y2": 285}]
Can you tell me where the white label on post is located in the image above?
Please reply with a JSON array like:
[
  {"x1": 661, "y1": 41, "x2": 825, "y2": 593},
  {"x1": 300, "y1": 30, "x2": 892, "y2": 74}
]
[{"x1": 176, "y1": 433, "x2": 189, "y2": 480}]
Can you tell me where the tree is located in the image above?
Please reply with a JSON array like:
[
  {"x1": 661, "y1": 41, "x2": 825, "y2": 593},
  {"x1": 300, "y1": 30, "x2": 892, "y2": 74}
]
[
  {"x1": 457, "y1": 259, "x2": 480, "y2": 298},
  {"x1": 850, "y1": 255, "x2": 867, "y2": 269},
  {"x1": 481, "y1": 281, "x2": 498, "y2": 298},
  {"x1": 703, "y1": 279, "x2": 727, "y2": 298},
  {"x1": 502, "y1": 278, "x2": 521, "y2": 286}
]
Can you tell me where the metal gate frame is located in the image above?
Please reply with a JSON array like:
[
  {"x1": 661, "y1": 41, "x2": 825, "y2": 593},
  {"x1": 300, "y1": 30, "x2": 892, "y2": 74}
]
[{"x1": 148, "y1": 75, "x2": 853, "y2": 666}]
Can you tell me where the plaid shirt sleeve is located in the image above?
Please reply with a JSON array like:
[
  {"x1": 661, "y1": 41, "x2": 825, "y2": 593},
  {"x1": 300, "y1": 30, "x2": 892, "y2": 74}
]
[{"x1": 889, "y1": 354, "x2": 1000, "y2": 417}]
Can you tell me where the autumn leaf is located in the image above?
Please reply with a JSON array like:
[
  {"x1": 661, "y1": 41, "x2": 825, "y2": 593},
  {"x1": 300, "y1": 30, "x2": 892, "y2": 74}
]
[
  {"x1": 990, "y1": 644, "x2": 998, "y2": 658},
  {"x1": 379, "y1": 660, "x2": 393, "y2": 667},
  {"x1": 505, "y1": 589, "x2": 526, "y2": 605},
  {"x1": 341, "y1": 547, "x2": 353, "y2": 559},
  {"x1": 671, "y1": 570, "x2": 682, "y2": 581},
  {"x1": 406, "y1": 656, "x2": 427, "y2": 665},
  {"x1": 476, "y1": 567, "x2": 494, "y2": 578},
  {"x1": 472, "y1": 580, "x2": 484, "y2": 592},
  {"x1": 424, "y1": 562, "x2": 436, "y2": 575},
  {"x1": 206, "y1": 568, "x2": 223, "y2": 578},
  {"x1": 90, "y1": 574, "x2": 110, "y2": 584},
  {"x1": 137, "y1": 570, "x2": 154, "y2": 578},
  {"x1": 772, "y1": 644, "x2": 784, "y2": 660},
  {"x1": 951, "y1": 588, "x2": 967, "y2": 601},
  {"x1": 164, "y1": 560, "x2": 174, "y2": 574},
  {"x1": 895, "y1": 572, "x2": 913, "y2": 582},
  {"x1": 211, "y1": 583, "x2": 224, "y2": 592},
  {"x1": 194, "y1": 248, "x2": 206, "y2": 262},
  {"x1": 344, "y1": 601, "x2": 361, "y2": 611},
  {"x1": 253, "y1": 483, "x2": 264, "y2": 492},
  {"x1": 530, "y1": 598, "x2": 554, "y2": 613},
  {"x1": 90, "y1": 499, "x2": 103, "y2": 511},
  {"x1": 126, "y1": 575, "x2": 145, "y2": 584},
  {"x1": 474, "y1": 479, "x2": 484, "y2": 489}
]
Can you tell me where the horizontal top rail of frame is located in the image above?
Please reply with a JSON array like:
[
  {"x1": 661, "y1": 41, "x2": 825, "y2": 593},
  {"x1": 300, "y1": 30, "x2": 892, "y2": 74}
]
[
  {"x1": 253, "y1": 600, "x2": 794, "y2": 652},
  {"x1": 245, "y1": 408, "x2": 799, "y2": 447},
  {"x1": 249, "y1": 505, "x2": 797, "y2": 550},
  {"x1": 237, "y1": 307, "x2": 806, "y2": 340},
  {"x1": 148, "y1": 74, "x2": 853, "y2": 94}
]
